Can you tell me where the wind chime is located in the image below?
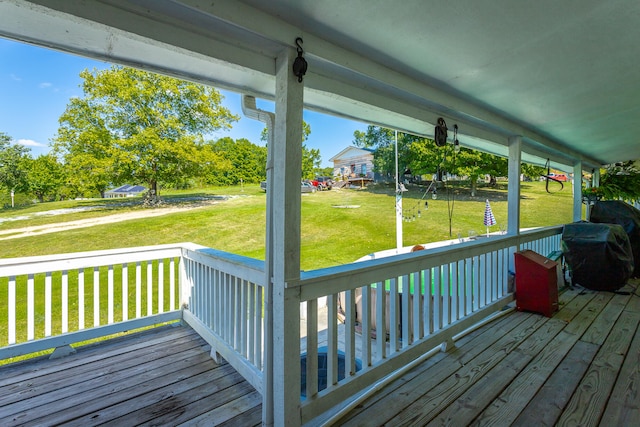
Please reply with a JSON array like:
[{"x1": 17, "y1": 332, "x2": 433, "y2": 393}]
[
  {"x1": 402, "y1": 180, "x2": 437, "y2": 221},
  {"x1": 401, "y1": 118, "x2": 459, "y2": 224}
]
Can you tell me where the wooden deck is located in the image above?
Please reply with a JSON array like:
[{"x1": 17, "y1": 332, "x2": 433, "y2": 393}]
[
  {"x1": 2, "y1": 284, "x2": 639, "y2": 427},
  {"x1": 337, "y1": 284, "x2": 640, "y2": 426},
  {"x1": 0, "y1": 324, "x2": 261, "y2": 426}
]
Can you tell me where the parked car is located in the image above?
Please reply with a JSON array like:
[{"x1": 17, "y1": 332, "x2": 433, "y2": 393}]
[
  {"x1": 540, "y1": 173, "x2": 568, "y2": 182},
  {"x1": 301, "y1": 182, "x2": 317, "y2": 193},
  {"x1": 315, "y1": 176, "x2": 334, "y2": 190},
  {"x1": 262, "y1": 181, "x2": 317, "y2": 193}
]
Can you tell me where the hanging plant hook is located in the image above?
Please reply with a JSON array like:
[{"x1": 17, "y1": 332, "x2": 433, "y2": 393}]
[
  {"x1": 434, "y1": 117, "x2": 448, "y2": 147},
  {"x1": 543, "y1": 158, "x2": 564, "y2": 193},
  {"x1": 292, "y1": 37, "x2": 308, "y2": 83}
]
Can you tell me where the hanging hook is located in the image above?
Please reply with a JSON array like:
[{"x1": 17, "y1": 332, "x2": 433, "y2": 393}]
[
  {"x1": 435, "y1": 117, "x2": 448, "y2": 147},
  {"x1": 292, "y1": 37, "x2": 308, "y2": 83},
  {"x1": 543, "y1": 158, "x2": 564, "y2": 193},
  {"x1": 453, "y1": 124, "x2": 460, "y2": 152}
]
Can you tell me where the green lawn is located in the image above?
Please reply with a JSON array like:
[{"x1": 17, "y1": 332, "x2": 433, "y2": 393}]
[
  {"x1": 0, "y1": 180, "x2": 578, "y2": 361},
  {"x1": 0, "y1": 181, "x2": 577, "y2": 269}
]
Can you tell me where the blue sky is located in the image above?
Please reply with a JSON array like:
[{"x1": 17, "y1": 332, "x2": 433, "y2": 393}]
[{"x1": 0, "y1": 38, "x2": 367, "y2": 167}]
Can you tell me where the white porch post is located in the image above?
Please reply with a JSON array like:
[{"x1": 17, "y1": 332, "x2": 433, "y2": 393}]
[
  {"x1": 507, "y1": 135, "x2": 522, "y2": 235},
  {"x1": 573, "y1": 161, "x2": 583, "y2": 222},
  {"x1": 269, "y1": 46, "x2": 303, "y2": 426},
  {"x1": 507, "y1": 136, "x2": 521, "y2": 276},
  {"x1": 395, "y1": 130, "x2": 403, "y2": 251}
]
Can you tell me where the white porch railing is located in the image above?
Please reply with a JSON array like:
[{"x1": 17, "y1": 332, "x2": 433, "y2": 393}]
[
  {"x1": 179, "y1": 246, "x2": 266, "y2": 394},
  {"x1": 0, "y1": 244, "x2": 188, "y2": 360},
  {"x1": 293, "y1": 226, "x2": 562, "y2": 424},
  {"x1": 0, "y1": 226, "x2": 563, "y2": 425}
]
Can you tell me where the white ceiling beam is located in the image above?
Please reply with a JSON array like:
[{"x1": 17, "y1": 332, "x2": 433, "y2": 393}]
[
  {"x1": 3, "y1": 0, "x2": 603, "y2": 168},
  {"x1": 176, "y1": 0, "x2": 603, "y2": 166}
]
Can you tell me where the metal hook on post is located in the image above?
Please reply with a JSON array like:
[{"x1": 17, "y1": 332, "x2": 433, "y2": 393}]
[{"x1": 292, "y1": 37, "x2": 308, "y2": 83}]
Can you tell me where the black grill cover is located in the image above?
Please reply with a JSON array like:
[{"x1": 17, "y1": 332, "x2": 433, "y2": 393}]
[
  {"x1": 590, "y1": 200, "x2": 640, "y2": 276},
  {"x1": 561, "y1": 222, "x2": 633, "y2": 291}
]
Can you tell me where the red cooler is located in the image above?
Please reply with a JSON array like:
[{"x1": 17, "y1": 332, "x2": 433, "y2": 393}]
[{"x1": 514, "y1": 250, "x2": 558, "y2": 317}]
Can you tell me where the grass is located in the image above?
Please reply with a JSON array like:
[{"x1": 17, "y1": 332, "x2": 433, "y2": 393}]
[
  {"x1": 0, "y1": 180, "x2": 577, "y2": 362},
  {"x1": 0, "y1": 181, "x2": 577, "y2": 269}
]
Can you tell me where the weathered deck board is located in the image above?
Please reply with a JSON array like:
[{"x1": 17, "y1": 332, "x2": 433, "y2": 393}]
[
  {"x1": 341, "y1": 310, "x2": 542, "y2": 426},
  {"x1": 0, "y1": 333, "x2": 208, "y2": 409},
  {"x1": 600, "y1": 318, "x2": 640, "y2": 426},
  {"x1": 387, "y1": 313, "x2": 549, "y2": 426},
  {"x1": 513, "y1": 339, "x2": 599, "y2": 426},
  {"x1": 2, "y1": 284, "x2": 639, "y2": 427},
  {"x1": 0, "y1": 325, "x2": 196, "y2": 387},
  {"x1": 431, "y1": 317, "x2": 568, "y2": 426},
  {"x1": 337, "y1": 285, "x2": 640, "y2": 427},
  {"x1": 466, "y1": 291, "x2": 619, "y2": 426},
  {"x1": 557, "y1": 307, "x2": 640, "y2": 426},
  {"x1": 0, "y1": 324, "x2": 261, "y2": 426}
]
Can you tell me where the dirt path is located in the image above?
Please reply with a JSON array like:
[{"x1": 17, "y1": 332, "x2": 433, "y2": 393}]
[{"x1": 0, "y1": 203, "x2": 214, "y2": 241}]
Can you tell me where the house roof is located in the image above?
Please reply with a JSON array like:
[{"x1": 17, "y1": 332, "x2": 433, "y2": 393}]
[
  {"x1": 329, "y1": 146, "x2": 375, "y2": 163},
  {"x1": 105, "y1": 185, "x2": 146, "y2": 194},
  {"x1": 3, "y1": 1, "x2": 639, "y2": 172}
]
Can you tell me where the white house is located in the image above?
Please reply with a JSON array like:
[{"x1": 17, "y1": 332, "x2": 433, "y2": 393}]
[{"x1": 328, "y1": 146, "x2": 375, "y2": 181}]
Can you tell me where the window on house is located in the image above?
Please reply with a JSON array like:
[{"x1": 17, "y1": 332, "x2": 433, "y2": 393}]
[{"x1": 361, "y1": 164, "x2": 367, "y2": 175}]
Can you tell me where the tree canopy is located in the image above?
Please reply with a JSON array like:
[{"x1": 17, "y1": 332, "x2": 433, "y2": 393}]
[
  {"x1": 0, "y1": 132, "x2": 31, "y2": 192},
  {"x1": 207, "y1": 137, "x2": 265, "y2": 185},
  {"x1": 53, "y1": 66, "x2": 239, "y2": 201},
  {"x1": 354, "y1": 125, "x2": 513, "y2": 195},
  {"x1": 261, "y1": 120, "x2": 321, "y2": 179},
  {"x1": 27, "y1": 154, "x2": 65, "y2": 203},
  {"x1": 0, "y1": 132, "x2": 32, "y2": 206}
]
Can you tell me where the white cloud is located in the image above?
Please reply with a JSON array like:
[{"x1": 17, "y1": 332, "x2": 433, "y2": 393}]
[
  {"x1": 39, "y1": 82, "x2": 52, "y2": 89},
  {"x1": 15, "y1": 139, "x2": 46, "y2": 147},
  {"x1": 10, "y1": 73, "x2": 21, "y2": 81}
]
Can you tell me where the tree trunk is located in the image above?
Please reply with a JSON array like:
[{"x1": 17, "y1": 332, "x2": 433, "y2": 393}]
[
  {"x1": 470, "y1": 179, "x2": 477, "y2": 197},
  {"x1": 151, "y1": 180, "x2": 158, "y2": 198},
  {"x1": 143, "y1": 180, "x2": 161, "y2": 206}
]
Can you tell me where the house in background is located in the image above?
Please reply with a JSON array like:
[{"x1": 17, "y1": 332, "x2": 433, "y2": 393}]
[
  {"x1": 104, "y1": 184, "x2": 146, "y2": 198},
  {"x1": 329, "y1": 146, "x2": 376, "y2": 182}
]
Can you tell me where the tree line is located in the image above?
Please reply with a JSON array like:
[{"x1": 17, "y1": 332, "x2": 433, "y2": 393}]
[
  {"x1": 2, "y1": 65, "x2": 558, "y2": 209},
  {"x1": 353, "y1": 126, "x2": 546, "y2": 194},
  {"x1": 0, "y1": 66, "x2": 327, "y2": 207}
]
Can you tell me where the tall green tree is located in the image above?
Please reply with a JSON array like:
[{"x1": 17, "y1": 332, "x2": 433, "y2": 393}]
[
  {"x1": 53, "y1": 98, "x2": 117, "y2": 197},
  {"x1": 27, "y1": 154, "x2": 65, "y2": 203},
  {"x1": 302, "y1": 146, "x2": 322, "y2": 179},
  {"x1": 53, "y1": 66, "x2": 238, "y2": 202},
  {"x1": 207, "y1": 137, "x2": 264, "y2": 185},
  {"x1": 454, "y1": 149, "x2": 508, "y2": 195},
  {"x1": 521, "y1": 163, "x2": 546, "y2": 181},
  {"x1": 353, "y1": 126, "x2": 434, "y2": 179},
  {"x1": 354, "y1": 125, "x2": 508, "y2": 195},
  {"x1": 0, "y1": 132, "x2": 32, "y2": 206},
  {"x1": 261, "y1": 121, "x2": 320, "y2": 179}
]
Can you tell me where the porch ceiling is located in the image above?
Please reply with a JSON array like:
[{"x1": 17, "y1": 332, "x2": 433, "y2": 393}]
[{"x1": 2, "y1": 0, "x2": 638, "y2": 171}]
